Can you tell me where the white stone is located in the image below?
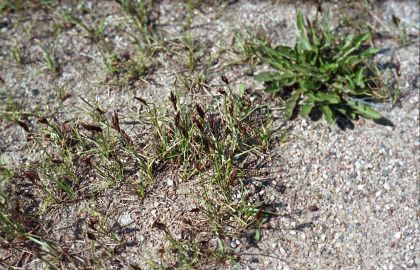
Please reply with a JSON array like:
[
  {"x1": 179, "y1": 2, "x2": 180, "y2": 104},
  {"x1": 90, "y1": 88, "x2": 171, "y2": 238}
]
[{"x1": 118, "y1": 213, "x2": 133, "y2": 226}]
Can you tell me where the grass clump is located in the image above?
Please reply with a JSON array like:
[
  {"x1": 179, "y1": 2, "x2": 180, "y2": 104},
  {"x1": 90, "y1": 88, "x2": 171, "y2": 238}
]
[
  {"x1": 149, "y1": 77, "x2": 271, "y2": 268},
  {"x1": 152, "y1": 79, "x2": 269, "y2": 180},
  {"x1": 249, "y1": 11, "x2": 388, "y2": 125}
]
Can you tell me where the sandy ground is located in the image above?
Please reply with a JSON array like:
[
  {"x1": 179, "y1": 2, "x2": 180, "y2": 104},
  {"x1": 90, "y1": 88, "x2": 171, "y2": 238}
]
[{"x1": 0, "y1": 0, "x2": 419, "y2": 269}]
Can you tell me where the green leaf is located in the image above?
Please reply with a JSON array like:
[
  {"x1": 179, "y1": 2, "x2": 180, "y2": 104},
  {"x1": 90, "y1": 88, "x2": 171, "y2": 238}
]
[
  {"x1": 266, "y1": 58, "x2": 289, "y2": 71},
  {"x1": 335, "y1": 106, "x2": 357, "y2": 119},
  {"x1": 347, "y1": 100, "x2": 382, "y2": 120},
  {"x1": 274, "y1": 45, "x2": 296, "y2": 60},
  {"x1": 361, "y1": 47, "x2": 380, "y2": 58},
  {"x1": 335, "y1": 106, "x2": 347, "y2": 116},
  {"x1": 278, "y1": 77, "x2": 297, "y2": 87},
  {"x1": 342, "y1": 34, "x2": 354, "y2": 50},
  {"x1": 300, "y1": 102, "x2": 314, "y2": 117},
  {"x1": 353, "y1": 32, "x2": 370, "y2": 48},
  {"x1": 320, "y1": 63, "x2": 338, "y2": 73},
  {"x1": 354, "y1": 67, "x2": 366, "y2": 88},
  {"x1": 238, "y1": 83, "x2": 245, "y2": 97},
  {"x1": 258, "y1": 45, "x2": 296, "y2": 64},
  {"x1": 298, "y1": 36, "x2": 313, "y2": 52},
  {"x1": 285, "y1": 89, "x2": 302, "y2": 118},
  {"x1": 322, "y1": 11, "x2": 333, "y2": 45},
  {"x1": 305, "y1": 91, "x2": 340, "y2": 104},
  {"x1": 297, "y1": 11, "x2": 306, "y2": 33},
  {"x1": 342, "y1": 55, "x2": 360, "y2": 66},
  {"x1": 263, "y1": 77, "x2": 297, "y2": 93},
  {"x1": 263, "y1": 81, "x2": 281, "y2": 93},
  {"x1": 254, "y1": 228, "x2": 261, "y2": 242},
  {"x1": 345, "y1": 75, "x2": 356, "y2": 91},
  {"x1": 315, "y1": 92, "x2": 341, "y2": 104},
  {"x1": 299, "y1": 79, "x2": 321, "y2": 92},
  {"x1": 255, "y1": 72, "x2": 281, "y2": 82},
  {"x1": 259, "y1": 45, "x2": 282, "y2": 59},
  {"x1": 320, "y1": 104, "x2": 335, "y2": 124},
  {"x1": 335, "y1": 32, "x2": 369, "y2": 62},
  {"x1": 296, "y1": 12, "x2": 312, "y2": 52}
]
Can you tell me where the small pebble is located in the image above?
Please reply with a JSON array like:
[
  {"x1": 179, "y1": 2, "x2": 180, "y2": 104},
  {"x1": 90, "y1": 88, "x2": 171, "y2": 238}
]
[
  {"x1": 118, "y1": 213, "x2": 133, "y2": 226},
  {"x1": 394, "y1": 232, "x2": 402, "y2": 239}
]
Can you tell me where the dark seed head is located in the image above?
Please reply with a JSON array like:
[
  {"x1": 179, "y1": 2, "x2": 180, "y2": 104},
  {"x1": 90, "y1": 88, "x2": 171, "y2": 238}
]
[
  {"x1": 23, "y1": 170, "x2": 39, "y2": 182},
  {"x1": 195, "y1": 120, "x2": 204, "y2": 132},
  {"x1": 111, "y1": 110, "x2": 121, "y2": 132},
  {"x1": 190, "y1": 207, "x2": 200, "y2": 213},
  {"x1": 38, "y1": 117, "x2": 49, "y2": 125},
  {"x1": 158, "y1": 246, "x2": 165, "y2": 256},
  {"x1": 153, "y1": 221, "x2": 168, "y2": 233},
  {"x1": 255, "y1": 209, "x2": 264, "y2": 220},
  {"x1": 218, "y1": 89, "x2": 227, "y2": 95},
  {"x1": 121, "y1": 130, "x2": 134, "y2": 146},
  {"x1": 392, "y1": 15, "x2": 400, "y2": 26},
  {"x1": 82, "y1": 155, "x2": 92, "y2": 166},
  {"x1": 229, "y1": 103, "x2": 234, "y2": 116},
  {"x1": 16, "y1": 120, "x2": 30, "y2": 133},
  {"x1": 308, "y1": 205, "x2": 319, "y2": 212},
  {"x1": 306, "y1": 17, "x2": 312, "y2": 30},
  {"x1": 317, "y1": 1, "x2": 322, "y2": 13},
  {"x1": 81, "y1": 122, "x2": 103, "y2": 133},
  {"x1": 169, "y1": 91, "x2": 177, "y2": 111},
  {"x1": 134, "y1": 96, "x2": 149, "y2": 107},
  {"x1": 51, "y1": 159, "x2": 64, "y2": 164},
  {"x1": 202, "y1": 137, "x2": 211, "y2": 152},
  {"x1": 87, "y1": 231, "x2": 96, "y2": 240},
  {"x1": 174, "y1": 112, "x2": 180, "y2": 128},
  {"x1": 88, "y1": 217, "x2": 99, "y2": 228},
  {"x1": 96, "y1": 107, "x2": 105, "y2": 114},
  {"x1": 180, "y1": 126, "x2": 188, "y2": 138},
  {"x1": 221, "y1": 75, "x2": 229, "y2": 85},
  {"x1": 228, "y1": 168, "x2": 238, "y2": 187},
  {"x1": 196, "y1": 104, "x2": 205, "y2": 120},
  {"x1": 395, "y1": 61, "x2": 401, "y2": 77}
]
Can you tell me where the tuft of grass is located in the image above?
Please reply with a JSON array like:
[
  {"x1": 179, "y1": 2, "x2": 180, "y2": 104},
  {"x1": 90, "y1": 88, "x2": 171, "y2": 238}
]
[
  {"x1": 249, "y1": 10, "x2": 388, "y2": 124},
  {"x1": 1, "y1": 76, "x2": 273, "y2": 269},
  {"x1": 104, "y1": 51, "x2": 153, "y2": 85},
  {"x1": 0, "y1": 0, "x2": 56, "y2": 13},
  {"x1": 40, "y1": 46, "x2": 59, "y2": 75},
  {"x1": 11, "y1": 44, "x2": 24, "y2": 65},
  {"x1": 0, "y1": 164, "x2": 66, "y2": 268},
  {"x1": 391, "y1": 15, "x2": 408, "y2": 45},
  {"x1": 61, "y1": 4, "x2": 158, "y2": 84},
  {"x1": 115, "y1": 0, "x2": 154, "y2": 41},
  {"x1": 182, "y1": 33, "x2": 198, "y2": 71},
  {"x1": 62, "y1": 10, "x2": 107, "y2": 44},
  {"x1": 148, "y1": 77, "x2": 272, "y2": 268}
]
